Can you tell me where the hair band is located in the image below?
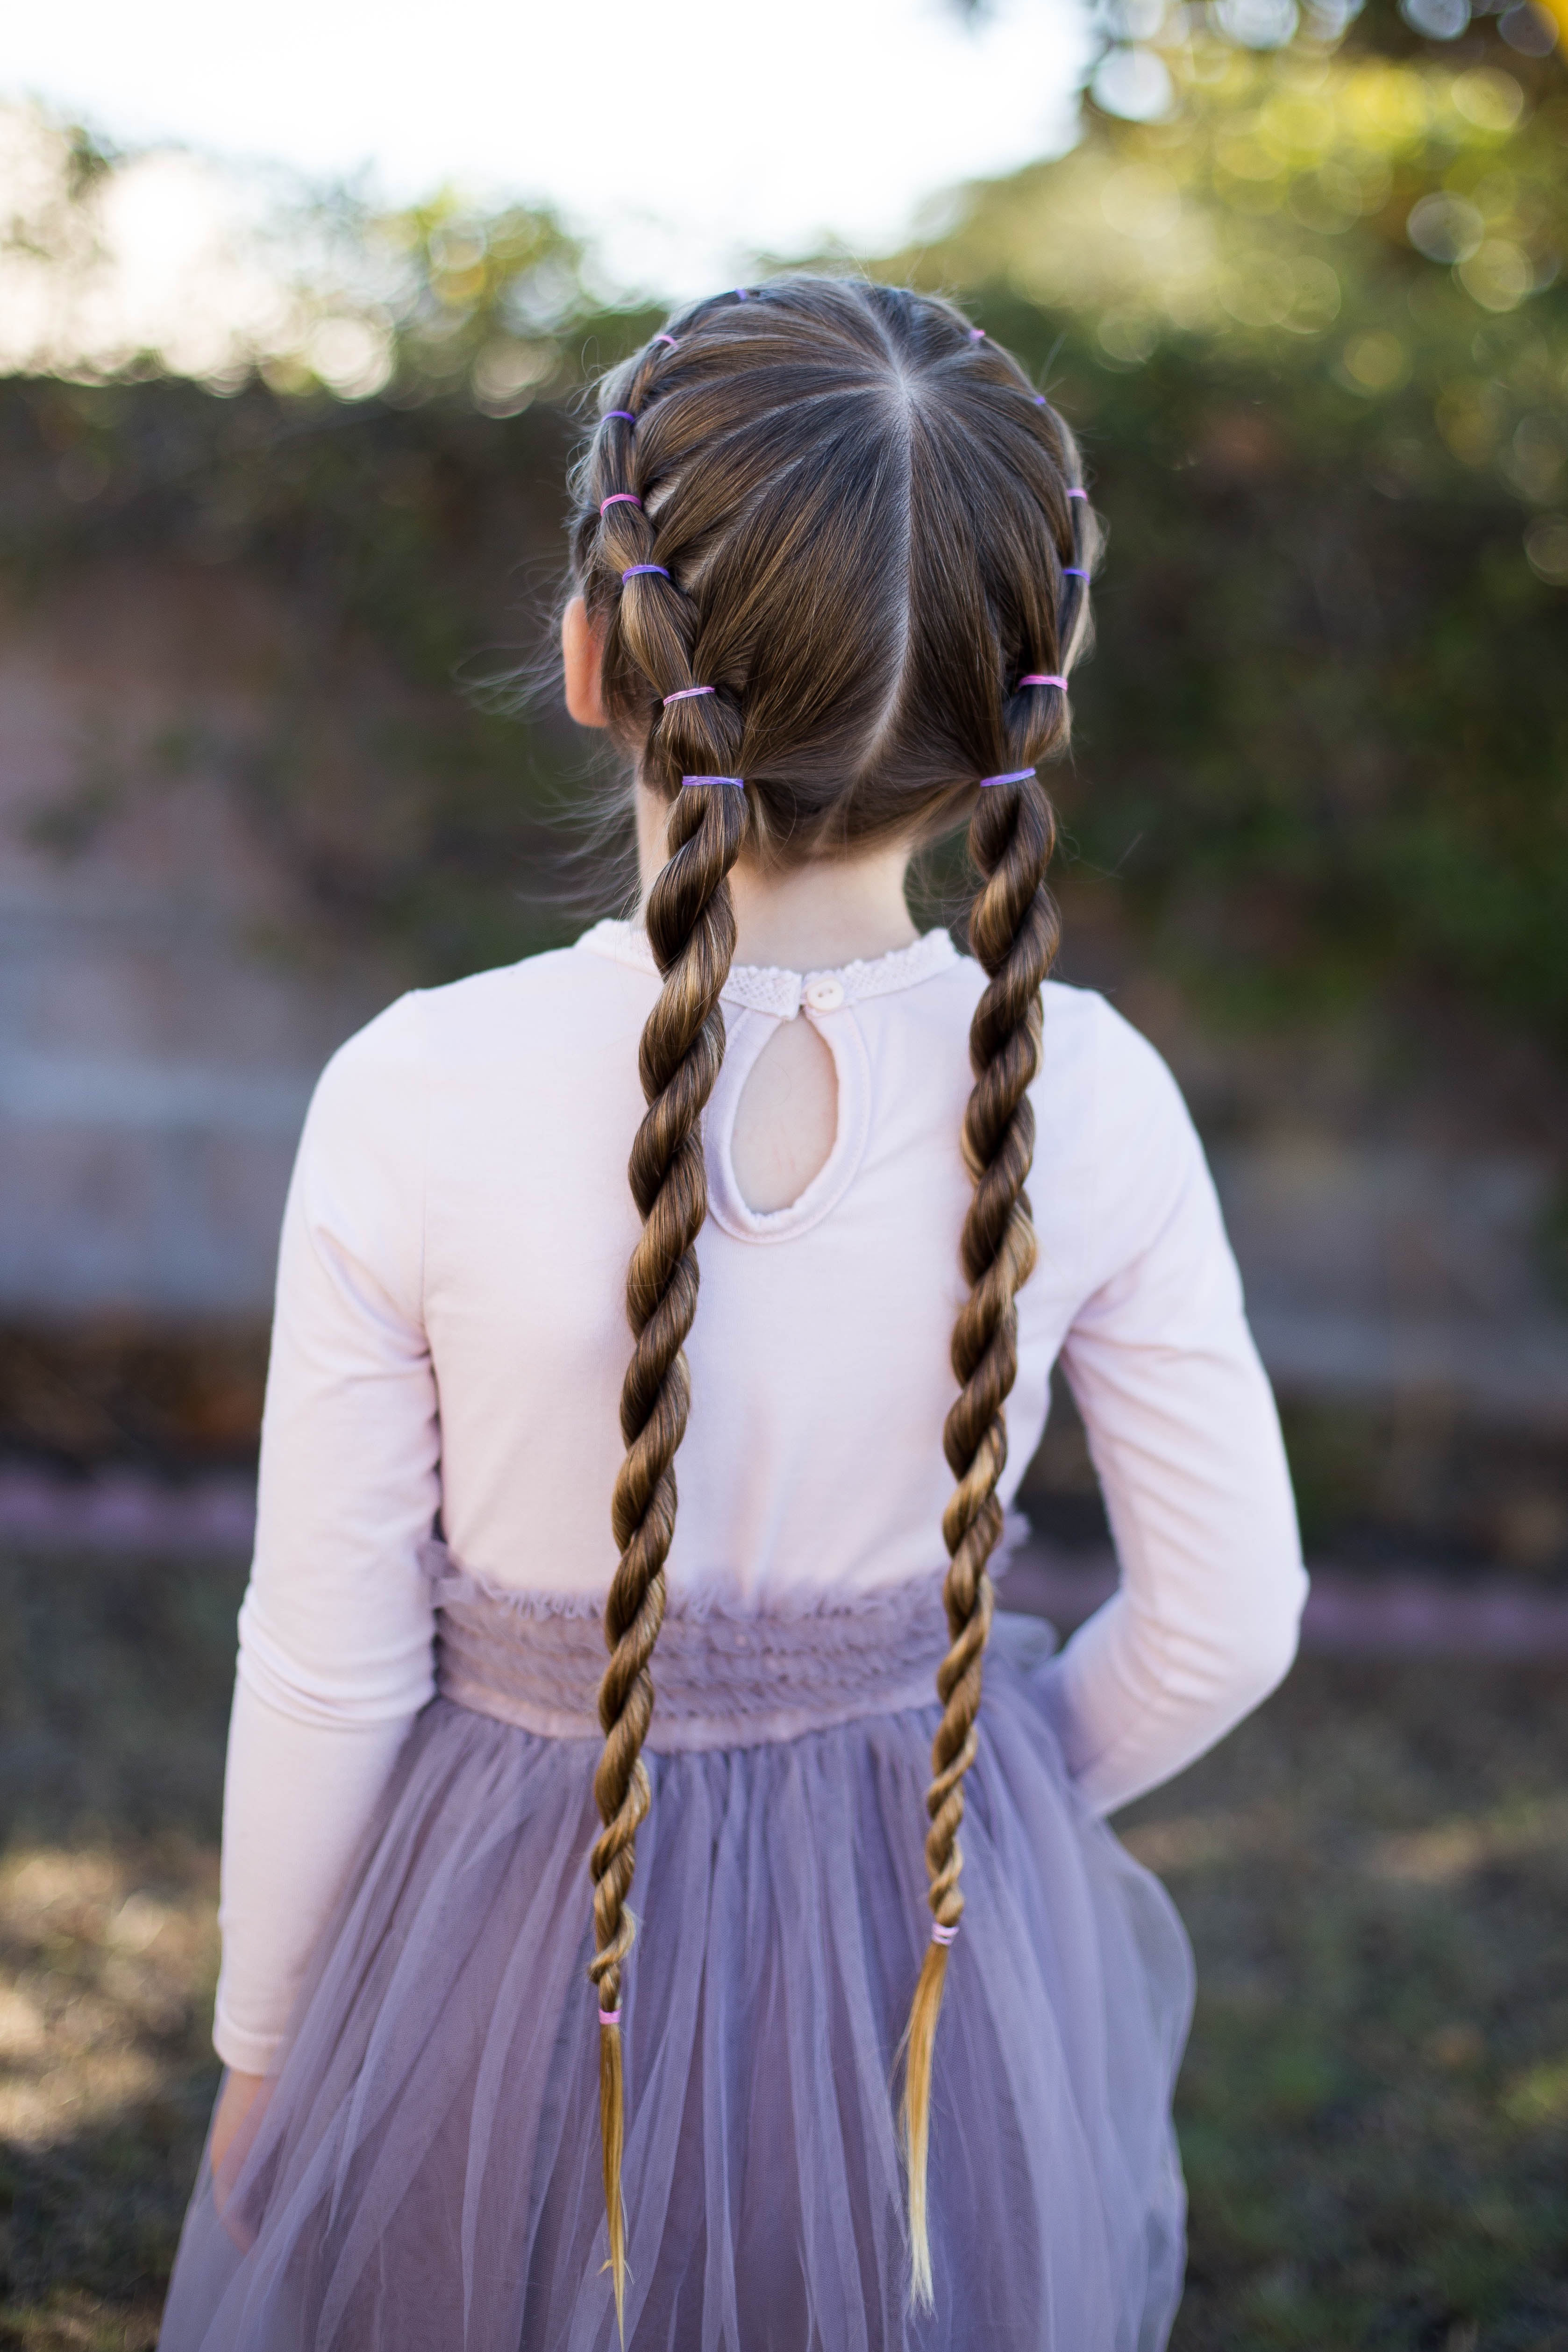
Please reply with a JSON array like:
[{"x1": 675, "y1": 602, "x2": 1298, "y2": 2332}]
[
  {"x1": 1063, "y1": 567, "x2": 1089, "y2": 579},
  {"x1": 979, "y1": 768, "x2": 1036, "y2": 789},
  {"x1": 931, "y1": 1920, "x2": 959, "y2": 1947},
  {"x1": 653, "y1": 332, "x2": 678, "y2": 349},
  {"x1": 599, "y1": 2006, "x2": 621, "y2": 2027},
  {"x1": 604, "y1": 410, "x2": 636, "y2": 426},
  {"x1": 663, "y1": 685, "x2": 715, "y2": 705},
  {"x1": 599, "y1": 493, "x2": 641, "y2": 514},
  {"x1": 1033, "y1": 393, "x2": 1047, "y2": 406},
  {"x1": 1019, "y1": 674, "x2": 1068, "y2": 689},
  {"x1": 735, "y1": 287, "x2": 749, "y2": 301},
  {"x1": 682, "y1": 775, "x2": 745, "y2": 790},
  {"x1": 1067, "y1": 487, "x2": 1088, "y2": 500},
  {"x1": 968, "y1": 327, "x2": 985, "y2": 342},
  {"x1": 621, "y1": 564, "x2": 668, "y2": 582}
]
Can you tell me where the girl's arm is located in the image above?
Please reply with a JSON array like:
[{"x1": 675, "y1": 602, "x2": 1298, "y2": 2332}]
[
  {"x1": 210, "y1": 2067, "x2": 264, "y2": 2181},
  {"x1": 214, "y1": 992, "x2": 442, "y2": 2076},
  {"x1": 1040, "y1": 998, "x2": 1308, "y2": 1817}
]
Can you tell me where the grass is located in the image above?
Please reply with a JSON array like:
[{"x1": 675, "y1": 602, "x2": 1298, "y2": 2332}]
[
  {"x1": 0, "y1": 1547, "x2": 1565, "y2": 2350},
  {"x1": 1127, "y1": 1663, "x2": 1568, "y2": 2352}
]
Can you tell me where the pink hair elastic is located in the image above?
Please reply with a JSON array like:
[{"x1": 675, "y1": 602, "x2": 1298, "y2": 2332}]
[
  {"x1": 600, "y1": 492, "x2": 641, "y2": 513},
  {"x1": 931, "y1": 1920, "x2": 960, "y2": 1947},
  {"x1": 1067, "y1": 487, "x2": 1088, "y2": 501},
  {"x1": 1019, "y1": 674, "x2": 1068, "y2": 690},
  {"x1": 968, "y1": 327, "x2": 985, "y2": 342},
  {"x1": 599, "y1": 2006, "x2": 621, "y2": 2027},
  {"x1": 979, "y1": 768, "x2": 1036, "y2": 789},
  {"x1": 653, "y1": 332, "x2": 678, "y2": 349},
  {"x1": 663, "y1": 685, "x2": 715, "y2": 705},
  {"x1": 604, "y1": 410, "x2": 636, "y2": 425},
  {"x1": 682, "y1": 775, "x2": 745, "y2": 790},
  {"x1": 622, "y1": 564, "x2": 668, "y2": 582}
]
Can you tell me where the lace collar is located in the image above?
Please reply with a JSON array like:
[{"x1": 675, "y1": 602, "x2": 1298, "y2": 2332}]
[{"x1": 575, "y1": 919, "x2": 959, "y2": 1016}]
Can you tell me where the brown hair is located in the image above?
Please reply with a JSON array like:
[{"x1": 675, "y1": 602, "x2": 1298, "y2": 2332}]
[{"x1": 566, "y1": 276, "x2": 1098, "y2": 2324}]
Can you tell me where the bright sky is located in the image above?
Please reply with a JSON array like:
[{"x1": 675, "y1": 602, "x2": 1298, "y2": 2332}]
[{"x1": 4, "y1": 0, "x2": 1094, "y2": 296}]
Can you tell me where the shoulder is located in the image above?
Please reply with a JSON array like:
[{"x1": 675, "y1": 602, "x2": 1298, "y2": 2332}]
[
  {"x1": 938, "y1": 960, "x2": 1188, "y2": 1136},
  {"x1": 321, "y1": 926, "x2": 656, "y2": 1093},
  {"x1": 1027, "y1": 984, "x2": 1204, "y2": 1254},
  {"x1": 1044, "y1": 984, "x2": 1189, "y2": 1123},
  {"x1": 423, "y1": 923, "x2": 657, "y2": 1049},
  {"x1": 1045, "y1": 991, "x2": 1223, "y2": 1288},
  {"x1": 934, "y1": 964, "x2": 1186, "y2": 1117},
  {"x1": 304, "y1": 989, "x2": 428, "y2": 1148}
]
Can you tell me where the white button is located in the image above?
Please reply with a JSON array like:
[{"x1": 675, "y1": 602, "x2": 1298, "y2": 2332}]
[{"x1": 804, "y1": 977, "x2": 845, "y2": 1013}]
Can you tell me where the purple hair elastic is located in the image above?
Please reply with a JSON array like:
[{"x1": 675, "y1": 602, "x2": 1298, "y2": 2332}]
[
  {"x1": 621, "y1": 564, "x2": 668, "y2": 582},
  {"x1": 663, "y1": 685, "x2": 715, "y2": 705},
  {"x1": 735, "y1": 287, "x2": 749, "y2": 300},
  {"x1": 979, "y1": 767, "x2": 1036, "y2": 789},
  {"x1": 599, "y1": 492, "x2": 641, "y2": 513},
  {"x1": 1019, "y1": 674, "x2": 1068, "y2": 690},
  {"x1": 653, "y1": 332, "x2": 678, "y2": 349},
  {"x1": 681, "y1": 775, "x2": 745, "y2": 790},
  {"x1": 1067, "y1": 487, "x2": 1088, "y2": 501},
  {"x1": 931, "y1": 1920, "x2": 960, "y2": 1947},
  {"x1": 599, "y1": 2006, "x2": 621, "y2": 2027},
  {"x1": 1063, "y1": 566, "x2": 1089, "y2": 579},
  {"x1": 604, "y1": 409, "x2": 636, "y2": 425},
  {"x1": 1033, "y1": 393, "x2": 1047, "y2": 406}
]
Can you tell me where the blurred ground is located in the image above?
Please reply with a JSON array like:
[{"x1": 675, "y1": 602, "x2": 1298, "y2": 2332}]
[
  {"x1": 0, "y1": 1547, "x2": 1565, "y2": 2351},
  {"x1": 0, "y1": 1548, "x2": 230, "y2": 2352}
]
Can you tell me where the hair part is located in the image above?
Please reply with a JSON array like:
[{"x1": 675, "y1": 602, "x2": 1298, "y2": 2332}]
[{"x1": 568, "y1": 275, "x2": 1097, "y2": 2322}]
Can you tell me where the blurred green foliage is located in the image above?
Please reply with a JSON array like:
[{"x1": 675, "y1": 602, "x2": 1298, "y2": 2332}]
[
  {"x1": 2, "y1": 0, "x2": 1565, "y2": 1056},
  {"x1": 895, "y1": 0, "x2": 1568, "y2": 1047},
  {"x1": 0, "y1": 373, "x2": 604, "y2": 976}
]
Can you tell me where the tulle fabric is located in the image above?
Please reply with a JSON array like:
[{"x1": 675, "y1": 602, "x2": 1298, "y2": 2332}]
[{"x1": 159, "y1": 1615, "x2": 1192, "y2": 2352}]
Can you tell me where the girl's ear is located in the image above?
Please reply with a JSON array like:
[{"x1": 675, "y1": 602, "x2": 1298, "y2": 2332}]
[{"x1": 563, "y1": 596, "x2": 610, "y2": 728}]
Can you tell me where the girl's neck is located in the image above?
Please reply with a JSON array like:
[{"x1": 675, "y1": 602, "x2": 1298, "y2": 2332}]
[
  {"x1": 635, "y1": 789, "x2": 919, "y2": 973},
  {"x1": 727, "y1": 845, "x2": 919, "y2": 971}
]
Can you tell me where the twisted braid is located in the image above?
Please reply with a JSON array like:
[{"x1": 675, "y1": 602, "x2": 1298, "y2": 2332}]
[
  {"x1": 591, "y1": 782, "x2": 748, "y2": 2332},
  {"x1": 579, "y1": 323, "x2": 754, "y2": 2334},
  {"x1": 902, "y1": 777, "x2": 1059, "y2": 2310},
  {"x1": 899, "y1": 329, "x2": 1085, "y2": 2314}
]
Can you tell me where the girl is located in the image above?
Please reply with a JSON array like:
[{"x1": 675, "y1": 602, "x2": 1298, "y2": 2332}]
[{"x1": 160, "y1": 277, "x2": 1305, "y2": 2352}]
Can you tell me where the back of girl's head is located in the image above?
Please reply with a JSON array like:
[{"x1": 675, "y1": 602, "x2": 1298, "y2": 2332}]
[
  {"x1": 572, "y1": 276, "x2": 1098, "y2": 2333},
  {"x1": 569, "y1": 276, "x2": 1097, "y2": 855}
]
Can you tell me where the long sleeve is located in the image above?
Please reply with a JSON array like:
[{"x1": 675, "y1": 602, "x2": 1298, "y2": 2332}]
[
  {"x1": 1038, "y1": 1000, "x2": 1308, "y2": 1817},
  {"x1": 214, "y1": 992, "x2": 441, "y2": 2073}
]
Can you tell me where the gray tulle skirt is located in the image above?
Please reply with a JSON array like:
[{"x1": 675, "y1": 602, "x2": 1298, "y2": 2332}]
[{"x1": 159, "y1": 1559, "x2": 1193, "y2": 2352}]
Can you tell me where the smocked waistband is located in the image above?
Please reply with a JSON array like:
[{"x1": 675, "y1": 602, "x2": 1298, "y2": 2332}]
[{"x1": 422, "y1": 1543, "x2": 952, "y2": 1753}]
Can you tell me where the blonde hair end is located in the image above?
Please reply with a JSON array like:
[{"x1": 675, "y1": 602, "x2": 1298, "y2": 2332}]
[
  {"x1": 901, "y1": 1936, "x2": 951, "y2": 2313},
  {"x1": 599, "y1": 2017, "x2": 629, "y2": 2341}
]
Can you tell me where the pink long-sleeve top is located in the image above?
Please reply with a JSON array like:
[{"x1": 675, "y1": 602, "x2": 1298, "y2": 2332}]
[{"x1": 215, "y1": 919, "x2": 1307, "y2": 2073}]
